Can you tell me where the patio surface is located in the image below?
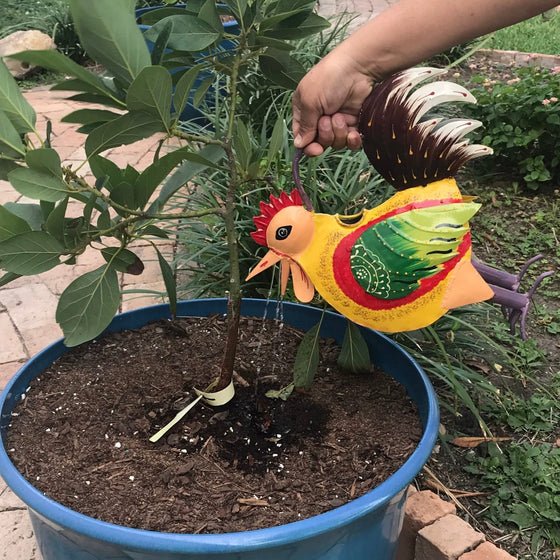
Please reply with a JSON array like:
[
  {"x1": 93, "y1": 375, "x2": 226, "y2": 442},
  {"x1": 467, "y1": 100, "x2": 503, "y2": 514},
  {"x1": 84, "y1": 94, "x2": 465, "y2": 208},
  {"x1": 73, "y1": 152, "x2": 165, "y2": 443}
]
[{"x1": 0, "y1": 1, "x2": 396, "y2": 557}]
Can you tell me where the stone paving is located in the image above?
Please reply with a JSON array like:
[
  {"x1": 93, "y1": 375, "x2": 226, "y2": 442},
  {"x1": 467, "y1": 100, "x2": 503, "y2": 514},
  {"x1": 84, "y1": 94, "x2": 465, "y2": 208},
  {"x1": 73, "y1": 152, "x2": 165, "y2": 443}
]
[{"x1": 0, "y1": 1, "x2": 393, "y2": 558}]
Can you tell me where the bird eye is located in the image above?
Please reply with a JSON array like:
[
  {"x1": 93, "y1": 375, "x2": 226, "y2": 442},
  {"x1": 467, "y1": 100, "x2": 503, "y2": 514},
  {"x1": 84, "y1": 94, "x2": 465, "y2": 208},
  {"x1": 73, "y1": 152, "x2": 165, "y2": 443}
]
[{"x1": 275, "y1": 225, "x2": 292, "y2": 240}]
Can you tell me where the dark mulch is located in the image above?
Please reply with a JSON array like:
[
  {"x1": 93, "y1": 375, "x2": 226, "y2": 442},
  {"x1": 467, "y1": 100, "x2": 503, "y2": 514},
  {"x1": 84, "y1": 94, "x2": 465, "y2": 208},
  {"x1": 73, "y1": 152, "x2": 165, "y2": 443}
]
[{"x1": 7, "y1": 314, "x2": 422, "y2": 534}]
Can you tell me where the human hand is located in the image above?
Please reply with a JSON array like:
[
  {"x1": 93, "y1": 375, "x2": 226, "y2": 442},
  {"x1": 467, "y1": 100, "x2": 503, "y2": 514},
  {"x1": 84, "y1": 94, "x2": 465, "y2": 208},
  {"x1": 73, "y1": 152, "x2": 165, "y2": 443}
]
[{"x1": 292, "y1": 49, "x2": 376, "y2": 156}]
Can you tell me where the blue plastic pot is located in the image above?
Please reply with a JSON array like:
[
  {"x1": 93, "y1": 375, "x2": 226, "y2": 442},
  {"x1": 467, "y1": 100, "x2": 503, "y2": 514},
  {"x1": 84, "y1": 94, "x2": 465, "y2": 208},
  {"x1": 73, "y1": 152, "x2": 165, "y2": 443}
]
[
  {"x1": 136, "y1": 4, "x2": 240, "y2": 123},
  {"x1": 0, "y1": 299, "x2": 439, "y2": 560}
]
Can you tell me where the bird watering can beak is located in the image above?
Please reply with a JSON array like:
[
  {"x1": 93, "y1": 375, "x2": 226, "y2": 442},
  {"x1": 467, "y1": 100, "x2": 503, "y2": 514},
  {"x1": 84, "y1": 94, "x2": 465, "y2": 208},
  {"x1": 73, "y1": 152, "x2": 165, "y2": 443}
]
[{"x1": 246, "y1": 249, "x2": 283, "y2": 281}]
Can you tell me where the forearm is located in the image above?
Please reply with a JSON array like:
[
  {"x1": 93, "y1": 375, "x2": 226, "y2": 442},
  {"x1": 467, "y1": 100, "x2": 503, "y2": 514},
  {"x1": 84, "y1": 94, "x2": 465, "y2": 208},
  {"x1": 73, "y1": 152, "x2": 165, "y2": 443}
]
[{"x1": 337, "y1": 0, "x2": 560, "y2": 81}]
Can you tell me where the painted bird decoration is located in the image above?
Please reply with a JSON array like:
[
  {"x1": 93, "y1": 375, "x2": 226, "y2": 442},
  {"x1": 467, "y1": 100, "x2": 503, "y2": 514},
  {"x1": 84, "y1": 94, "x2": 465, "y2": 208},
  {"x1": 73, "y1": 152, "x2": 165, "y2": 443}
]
[{"x1": 247, "y1": 68, "x2": 552, "y2": 339}]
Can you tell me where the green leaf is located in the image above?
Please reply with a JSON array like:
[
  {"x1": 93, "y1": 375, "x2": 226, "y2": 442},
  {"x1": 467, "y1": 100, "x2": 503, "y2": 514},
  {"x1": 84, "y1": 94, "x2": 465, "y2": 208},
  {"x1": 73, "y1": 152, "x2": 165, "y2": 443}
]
[
  {"x1": 228, "y1": 0, "x2": 248, "y2": 24},
  {"x1": 89, "y1": 155, "x2": 122, "y2": 191},
  {"x1": 137, "y1": 6, "x2": 194, "y2": 26},
  {"x1": 0, "y1": 111, "x2": 26, "y2": 156},
  {"x1": 199, "y1": 0, "x2": 224, "y2": 34},
  {"x1": 9, "y1": 167, "x2": 69, "y2": 203},
  {"x1": 151, "y1": 19, "x2": 173, "y2": 66},
  {"x1": 4, "y1": 202, "x2": 44, "y2": 230},
  {"x1": 70, "y1": 0, "x2": 151, "y2": 87},
  {"x1": 0, "y1": 205, "x2": 32, "y2": 242},
  {"x1": 337, "y1": 321, "x2": 371, "y2": 374},
  {"x1": 0, "y1": 60, "x2": 36, "y2": 133},
  {"x1": 97, "y1": 208, "x2": 112, "y2": 231},
  {"x1": 259, "y1": 49, "x2": 306, "y2": 90},
  {"x1": 262, "y1": 12, "x2": 330, "y2": 40},
  {"x1": 26, "y1": 148, "x2": 63, "y2": 178},
  {"x1": 110, "y1": 182, "x2": 137, "y2": 212},
  {"x1": 293, "y1": 321, "x2": 321, "y2": 390},
  {"x1": 265, "y1": 382, "x2": 295, "y2": 401},
  {"x1": 101, "y1": 247, "x2": 144, "y2": 275},
  {"x1": 85, "y1": 111, "x2": 165, "y2": 158},
  {"x1": 56, "y1": 266, "x2": 120, "y2": 347},
  {"x1": 144, "y1": 15, "x2": 220, "y2": 52},
  {"x1": 126, "y1": 66, "x2": 172, "y2": 128},
  {"x1": 62, "y1": 109, "x2": 122, "y2": 126},
  {"x1": 141, "y1": 225, "x2": 169, "y2": 238},
  {"x1": 155, "y1": 247, "x2": 177, "y2": 317},
  {"x1": 0, "y1": 271, "x2": 21, "y2": 287},
  {"x1": 10, "y1": 50, "x2": 117, "y2": 100},
  {"x1": 9, "y1": 168, "x2": 69, "y2": 203},
  {"x1": 0, "y1": 159, "x2": 22, "y2": 181},
  {"x1": 254, "y1": 35, "x2": 295, "y2": 51},
  {"x1": 0, "y1": 231, "x2": 63, "y2": 275},
  {"x1": 173, "y1": 66, "x2": 201, "y2": 119},
  {"x1": 45, "y1": 197, "x2": 69, "y2": 245},
  {"x1": 192, "y1": 76, "x2": 214, "y2": 108}
]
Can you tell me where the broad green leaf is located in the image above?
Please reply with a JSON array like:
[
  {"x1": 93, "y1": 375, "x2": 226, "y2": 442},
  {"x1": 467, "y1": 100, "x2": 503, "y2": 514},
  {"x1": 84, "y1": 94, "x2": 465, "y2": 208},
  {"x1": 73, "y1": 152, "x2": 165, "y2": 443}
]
[
  {"x1": 274, "y1": 0, "x2": 316, "y2": 13},
  {"x1": 0, "y1": 60, "x2": 36, "y2": 133},
  {"x1": 89, "y1": 155, "x2": 122, "y2": 191},
  {"x1": 45, "y1": 197, "x2": 69, "y2": 245},
  {"x1": 0, "y1": 111, "x2": 26, "y2": 156},
  {"x1": 26, "y1": 148, "x2": 63, "y2": 178},
  {"x1": 192, "y1": 76, "x2": 214, "y2": 108},
  {"x1": 199, "y1": 0, "x2": 223, "y2": 34},
  {"x1": 9, "y1": 168, "x2": 69, "y2": 202},
  {"x1": 85, "y1": 111, "x2": 165, "y2": 158},
  {"x1": 337, "y1": 321, "x2": 371, "y2": 374},
  {"x1": 267, "y1": 116, "x2": 285, "y2": 166},
  {"x1": 10, "y1": 50, "x2": 117, "y2": 99},
  {"x1": 62, "y1": 109, "x2": 122, "y2": 126},
  {"x1": 101, "y1": 247, "x2": 144, "y2": 275},
  {"x1": 0, "y1": 159, "x2": 21, "y2": 181},
  {"x1": 144, "y1": 15, "x2": 220, "y2": 52},
  {"x1": 259, "y1": 9, "x2": 310, "y2": 31},
  {"x1": 110, "y1": 182, "x2": 137, "y2": 212},
  {"x1": 141, "y1": 225, "x2": 169, "y2": 238},
  {"x1": 0, "y1": 271, "x2": 21, "y2": 287},
  {"x1": 156, "y1": 247, "x2": 177, "y2": 318},
  {"x1": 173, "y1": 67, "x2": 201, "y2": 120},
  {"x1": 97, "y1": 209, "x2": 112, "y2": 231},
  {"x1": 56, "y1": 266, "x2": 120, "y2": 347},
  {"x1": 0, "y1": 231, "x2": 63, "y2": 275},
  {"x1": 150, "y1": 20, "x2": 173, "y2": 66},
  {"x1": 228, "y1": 0, "x2": 248, "y2": 25},
  {"x1": 293, "y1": 321, "x2": 321, "y2": 390},
  {"x1": 148, "y1": 144, "x2": 224, "y2": 213},
  {"x1": 259, "y1": 49, "x2": 306, "y2": 90},
  {"x1": 4, "y1": 202, "x2": 43, "y2": 230},
  {"x1": 126, "y1": 66, "x2": 172, "y2": 129},
  {"x1": 137, "y1": 6, "x2": 194, "y2": 26},
  {"x1": 66, "y1": 93, "x2": 127, "y2": 110},
  {"x1": 70, "y1": 0, "x2": 151, "y2": 87},
  {"x1": 0, "y1": 205, "x2": 32, "y2": 242},
  {"x1": 263, "y1": 12, "x2": 330, "y2": 40},
  {"x1": 254, "y1": 36, "x2": 295, "y2": 51}
]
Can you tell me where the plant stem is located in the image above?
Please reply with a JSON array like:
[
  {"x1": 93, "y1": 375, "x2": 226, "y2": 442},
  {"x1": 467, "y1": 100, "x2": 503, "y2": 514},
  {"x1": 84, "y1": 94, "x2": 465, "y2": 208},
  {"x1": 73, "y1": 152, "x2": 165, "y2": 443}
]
[{"x1": 215, "y1": 35, "x2": 246, "y2": 392}]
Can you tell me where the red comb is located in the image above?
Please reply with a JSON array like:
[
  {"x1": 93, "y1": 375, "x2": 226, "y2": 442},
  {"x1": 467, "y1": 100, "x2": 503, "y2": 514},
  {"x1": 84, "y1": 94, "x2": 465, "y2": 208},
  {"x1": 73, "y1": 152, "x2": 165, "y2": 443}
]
[{"x1": 251, "y1": 190, "x2": 303, "y2": 245}]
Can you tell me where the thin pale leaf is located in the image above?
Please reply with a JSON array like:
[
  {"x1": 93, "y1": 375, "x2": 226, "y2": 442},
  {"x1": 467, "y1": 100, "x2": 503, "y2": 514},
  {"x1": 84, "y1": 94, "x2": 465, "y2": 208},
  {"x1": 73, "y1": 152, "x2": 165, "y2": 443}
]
[{"x1": 451, "y1": 436, "x2": 512, "y2": 448}]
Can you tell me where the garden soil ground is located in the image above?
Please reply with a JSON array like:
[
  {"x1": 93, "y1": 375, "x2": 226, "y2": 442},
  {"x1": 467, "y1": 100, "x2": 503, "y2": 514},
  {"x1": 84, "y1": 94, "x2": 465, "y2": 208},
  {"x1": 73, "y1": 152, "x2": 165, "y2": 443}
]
[{"x1": 7, "y1": 314, "x2": 422, "y2": 534}]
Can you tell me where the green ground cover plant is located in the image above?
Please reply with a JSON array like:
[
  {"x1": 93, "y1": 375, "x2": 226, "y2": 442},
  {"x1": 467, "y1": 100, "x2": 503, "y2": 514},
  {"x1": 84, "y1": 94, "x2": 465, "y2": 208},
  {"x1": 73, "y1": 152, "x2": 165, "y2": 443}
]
[{"x1": 483, "y1": 11, "x2": 560, "y2": 55}]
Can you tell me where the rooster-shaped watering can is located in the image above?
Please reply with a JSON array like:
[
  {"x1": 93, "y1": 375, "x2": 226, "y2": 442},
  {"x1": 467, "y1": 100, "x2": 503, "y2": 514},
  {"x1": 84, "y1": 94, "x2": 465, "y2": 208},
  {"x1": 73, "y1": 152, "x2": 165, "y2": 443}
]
[{"x1": 247, "y1": 68, "x2": 552, "y2": 338}]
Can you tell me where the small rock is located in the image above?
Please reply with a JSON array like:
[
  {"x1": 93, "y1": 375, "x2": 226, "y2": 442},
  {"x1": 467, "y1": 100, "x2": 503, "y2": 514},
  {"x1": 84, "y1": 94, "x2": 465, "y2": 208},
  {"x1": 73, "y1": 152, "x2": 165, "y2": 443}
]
[{"x1": 0, "y1": 30, "x2": 56, "y2": 79}]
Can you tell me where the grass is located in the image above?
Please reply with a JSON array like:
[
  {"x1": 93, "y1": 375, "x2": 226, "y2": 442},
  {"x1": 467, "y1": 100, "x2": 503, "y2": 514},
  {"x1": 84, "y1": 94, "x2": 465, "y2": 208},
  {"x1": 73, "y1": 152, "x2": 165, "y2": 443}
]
[
  {"x1": 482, "y1": 11, "x2": 560, "y2": 55},
  {"x1": 0, "y1": 0, "x2": 67, "y2": 38}
]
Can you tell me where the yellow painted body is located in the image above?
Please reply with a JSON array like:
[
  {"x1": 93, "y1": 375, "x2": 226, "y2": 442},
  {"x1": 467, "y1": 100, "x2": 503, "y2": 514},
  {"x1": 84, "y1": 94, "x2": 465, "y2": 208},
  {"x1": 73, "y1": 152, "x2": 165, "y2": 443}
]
[{"x1": 295, "y1": 178, "x2": 491, "y2": 333}]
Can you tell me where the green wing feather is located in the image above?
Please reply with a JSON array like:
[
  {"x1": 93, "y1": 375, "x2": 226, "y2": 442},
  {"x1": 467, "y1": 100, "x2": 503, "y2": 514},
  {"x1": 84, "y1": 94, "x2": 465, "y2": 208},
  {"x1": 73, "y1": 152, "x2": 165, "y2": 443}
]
[{"x1": 350, "y1": 202, "x2": 480, "y2": 300}]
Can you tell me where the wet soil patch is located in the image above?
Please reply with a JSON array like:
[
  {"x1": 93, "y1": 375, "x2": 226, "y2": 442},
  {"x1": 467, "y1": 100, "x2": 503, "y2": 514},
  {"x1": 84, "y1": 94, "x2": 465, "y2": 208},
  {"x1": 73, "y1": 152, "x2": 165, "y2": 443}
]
[{"x1": 7, "y1": 314, "x2": 422, "y2": 534}]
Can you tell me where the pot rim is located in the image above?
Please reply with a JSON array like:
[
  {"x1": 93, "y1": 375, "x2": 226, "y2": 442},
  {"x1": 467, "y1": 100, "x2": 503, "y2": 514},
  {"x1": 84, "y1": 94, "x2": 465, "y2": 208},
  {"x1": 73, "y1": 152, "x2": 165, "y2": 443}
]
[{"x1": 0, "y1": 298, "x2": 439, "y2": 553}]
